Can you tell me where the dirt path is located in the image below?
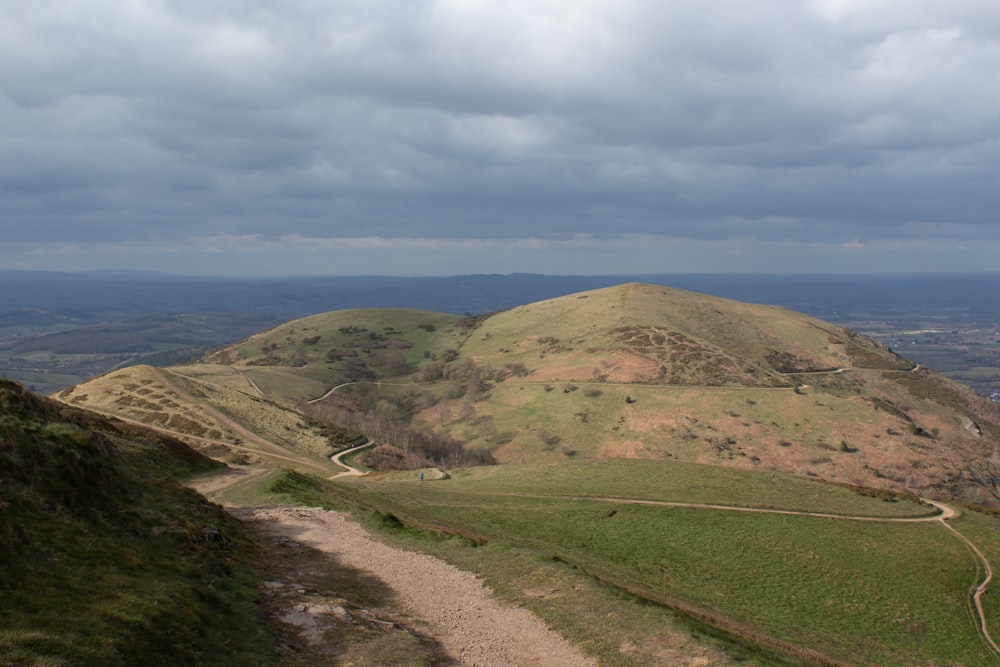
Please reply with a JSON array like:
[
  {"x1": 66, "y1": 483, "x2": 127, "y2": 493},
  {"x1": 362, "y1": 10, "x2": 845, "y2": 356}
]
[
  {"x1": 329, "y1": 439, "x2": 375, "y2": 478},
  {"x1": 937, "y1": 519, "x2": 1000, "y2": 656},
  {"x1": 573, "y1": 494, "x2": 955, "y2": 523},
  {"x1": 187, "y1": 465, "x2": 269, "y2": 498},
  {"x1": 233, "y1": 505, "x2": 598, "y2": 667},
  {"x1": 187, "y1": 467, "x2": 996, "y2": 663}
]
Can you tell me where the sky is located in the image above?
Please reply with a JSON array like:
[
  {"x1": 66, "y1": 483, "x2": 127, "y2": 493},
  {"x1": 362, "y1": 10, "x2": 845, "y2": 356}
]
[{"x1": 2, "y1": 1, "x2": 999, "y2": 276}]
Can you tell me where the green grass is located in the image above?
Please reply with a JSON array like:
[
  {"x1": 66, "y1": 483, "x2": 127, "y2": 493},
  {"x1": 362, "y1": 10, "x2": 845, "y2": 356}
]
[
  {"x1": 436, "y1": 379, "x2": 888, "y2": 465},
  {"x1": 950, "y1": 508, "x2": 1000, "y2": 654},
  {"x1": 384, "y1": 459, "x2": 930, "y2": 517},
  {"x1": 320, "y1": 461, "x2": 997, "y2": 666},
  {"x1": 0, "y1": 380, "x2": 282, "y2": 666},
  {"x1": 69, "y1": 282, "x2": 998, "y2": 504}
]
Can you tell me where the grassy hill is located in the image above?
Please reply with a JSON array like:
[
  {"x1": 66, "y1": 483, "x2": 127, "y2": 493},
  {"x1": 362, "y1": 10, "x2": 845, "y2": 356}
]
[
  {"x1": 37, "y1": 283, "x2": 1000, "y2": 664},
  {"x1": 0, "y1": 379, "x2": 279, "y2": 665},
  {"x1": 61, "y1": 283, "x2": 1000, "y2": 505}
]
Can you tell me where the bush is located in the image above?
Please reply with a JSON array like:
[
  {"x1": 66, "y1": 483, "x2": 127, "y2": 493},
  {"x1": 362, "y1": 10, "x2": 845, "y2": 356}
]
[{"x1": 538, "y1": 428, "x2": 561, "y2": 448}]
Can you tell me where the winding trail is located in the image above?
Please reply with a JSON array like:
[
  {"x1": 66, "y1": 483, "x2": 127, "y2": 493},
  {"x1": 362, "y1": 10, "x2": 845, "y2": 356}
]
[
  {"x1": 937, "y1": 519, "x2": 1000, "y2": 656},
  {"x1": 308, "y1": 380, "x2": 412, "y2": 404},
  {"x1": 328, "y1": 438, "x2": 375, "y2": 478},
  {"x1": 304, "y1": 363, "x2": 923, "y2": 403},
  {"x1": 545, "y1": 493, "x2": 996, "y2": 657},
  {"x1": 581, "y1": 494, "x2": 956, "y2": 523},
  {"x1": 403, "y1": 487, "x2": 997, "y2": 656}
]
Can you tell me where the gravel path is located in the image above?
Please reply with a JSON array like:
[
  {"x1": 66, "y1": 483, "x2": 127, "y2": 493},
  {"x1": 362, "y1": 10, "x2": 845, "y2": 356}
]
[{"x1": 233, "y1": 505, "x2": 597, "y2": 667}]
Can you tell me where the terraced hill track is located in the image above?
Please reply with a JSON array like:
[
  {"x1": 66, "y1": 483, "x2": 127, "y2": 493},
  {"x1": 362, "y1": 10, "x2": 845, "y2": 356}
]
[{"x1": 55, "y1": 367, "x2": 341, "y2": 476}]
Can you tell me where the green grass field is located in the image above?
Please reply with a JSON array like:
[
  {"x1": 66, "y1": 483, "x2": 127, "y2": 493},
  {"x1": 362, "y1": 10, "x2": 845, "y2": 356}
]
[{"x1": 264, "y1": 460, "x2": 1000, "y2": 667}]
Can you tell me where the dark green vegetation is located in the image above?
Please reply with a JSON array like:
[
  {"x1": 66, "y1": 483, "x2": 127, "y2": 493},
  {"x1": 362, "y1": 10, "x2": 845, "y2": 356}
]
[
  {"x1": 263, "y1": 462, "x2": 1000, "y2": 667},
  {"x1": 0, "y1": 379, "x2": 279, "y2": 666}
]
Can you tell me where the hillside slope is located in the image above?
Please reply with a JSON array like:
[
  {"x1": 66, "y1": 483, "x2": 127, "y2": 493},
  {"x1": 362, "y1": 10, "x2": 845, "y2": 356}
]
[
  {"x1": 0, "y1": 379, "x2": 278, "y2": 665},
  {"x1": 62, "y1": 283, "x2": 1000, "y2": 505}
]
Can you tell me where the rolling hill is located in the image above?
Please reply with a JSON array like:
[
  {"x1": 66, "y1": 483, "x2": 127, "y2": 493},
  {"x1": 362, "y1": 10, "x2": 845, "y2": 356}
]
[
  {"x1": 60, "y1": 283, "x2": 1000, "y2": 505},
  {"x1": 30, "y1": 282, "x2": 1000, "y2": 664}
]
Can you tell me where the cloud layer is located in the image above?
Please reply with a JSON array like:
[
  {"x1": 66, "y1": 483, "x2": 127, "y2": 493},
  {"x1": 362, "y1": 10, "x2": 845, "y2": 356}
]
[{"x1": 2, "y1": 1, "x2": 998, "y2": 274}]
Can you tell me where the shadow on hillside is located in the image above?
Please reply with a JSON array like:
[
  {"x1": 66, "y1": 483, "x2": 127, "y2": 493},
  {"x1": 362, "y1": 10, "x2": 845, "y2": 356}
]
[{"x1": 241, "y1": 512, "x2": 454, "y2": 666}]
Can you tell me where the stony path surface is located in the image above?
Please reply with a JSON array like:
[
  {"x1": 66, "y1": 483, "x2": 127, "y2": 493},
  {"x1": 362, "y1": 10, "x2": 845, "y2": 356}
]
[{"x1": 232, "y1": 505, "x2": 598, "y2": 667}]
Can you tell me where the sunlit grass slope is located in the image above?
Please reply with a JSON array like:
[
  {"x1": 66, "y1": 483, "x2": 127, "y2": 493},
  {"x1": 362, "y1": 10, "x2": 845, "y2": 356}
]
[
  {"x1": 326, "y1": 461, "x2": 999, "y2": 667},
  {"x1": 63, "y1": 283, "x2": 1000, "y2": 504}
]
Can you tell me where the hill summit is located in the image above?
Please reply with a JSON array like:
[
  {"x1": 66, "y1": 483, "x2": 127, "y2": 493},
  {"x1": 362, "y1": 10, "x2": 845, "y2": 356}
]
[{"x1": 61, "y1": 283, "x2": 1000, "y2": 505}]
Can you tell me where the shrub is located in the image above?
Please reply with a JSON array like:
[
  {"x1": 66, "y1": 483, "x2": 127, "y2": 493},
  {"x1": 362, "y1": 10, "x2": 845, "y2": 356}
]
[{"x1": 538, "y1": 428, "x2": 561, "y2": 448}]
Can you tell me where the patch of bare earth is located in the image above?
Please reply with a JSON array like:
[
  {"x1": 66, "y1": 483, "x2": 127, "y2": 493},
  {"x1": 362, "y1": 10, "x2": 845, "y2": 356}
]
[
  {"x1": 524, "y1": 349, "x2": 662, "y2": 383},
  {"x1": 598, "y1": 439, "x2": 659, "y2": 459},
  {"x1": 626, "y1": 407, "x2": 698, "y2": 433},
  {"x1": 234, "y1": 506, "x2": 598, "y2": 667},
  {"x1": 592, "y1": 350, "x2": 663, "y2": 383}
]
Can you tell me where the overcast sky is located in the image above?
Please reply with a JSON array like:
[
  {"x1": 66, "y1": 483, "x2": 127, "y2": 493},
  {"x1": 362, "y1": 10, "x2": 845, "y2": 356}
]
[{"x1": 2, "y1": 1, "x2": 998, "y2": 276}]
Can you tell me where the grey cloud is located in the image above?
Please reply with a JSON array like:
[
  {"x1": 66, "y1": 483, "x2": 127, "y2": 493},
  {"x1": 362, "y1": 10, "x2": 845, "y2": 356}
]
[{"x1": 1, "y1": 1, "x2": 999, "y2": 271}]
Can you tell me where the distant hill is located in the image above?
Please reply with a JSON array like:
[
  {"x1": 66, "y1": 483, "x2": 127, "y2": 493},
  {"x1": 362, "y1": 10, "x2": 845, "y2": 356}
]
[
  {"x1": 62, "y1": 283, "x2": 1000, "y2": 505},
  {"x1": 7, "y1": 270, "x2": 1000, "y2": 396}
]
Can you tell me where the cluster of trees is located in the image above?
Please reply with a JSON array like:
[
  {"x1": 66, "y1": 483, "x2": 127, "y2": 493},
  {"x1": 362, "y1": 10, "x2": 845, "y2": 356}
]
[
  {"x1": 303, "y1": 341, "x2": 537, "y2": 471},
  {"x1": 302, "y1": 400, "x2": 494, "y2": 470},
  {"x1": 415, "y1": 358, "x2": 530, "y2": 400}
]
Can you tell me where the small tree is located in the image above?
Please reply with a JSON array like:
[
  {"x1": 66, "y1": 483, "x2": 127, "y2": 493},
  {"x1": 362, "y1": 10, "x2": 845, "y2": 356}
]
[{"x1": 479, "y1": 415, "x2": 497, "y2": 442}]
